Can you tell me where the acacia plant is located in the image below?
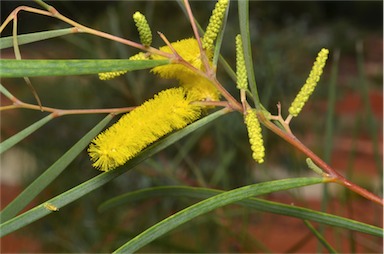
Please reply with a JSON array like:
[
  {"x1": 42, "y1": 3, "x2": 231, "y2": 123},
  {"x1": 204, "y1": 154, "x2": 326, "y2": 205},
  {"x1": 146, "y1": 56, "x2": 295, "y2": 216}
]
[{"x1": 0, "y1": 0, "x2": 382, "y2": 252}]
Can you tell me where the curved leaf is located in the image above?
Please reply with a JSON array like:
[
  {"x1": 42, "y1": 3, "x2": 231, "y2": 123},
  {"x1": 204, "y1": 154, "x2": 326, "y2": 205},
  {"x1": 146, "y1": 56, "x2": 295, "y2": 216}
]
[
  {"x1": 113, "y1": 177, "x2": 325, "y2": 253},
  {"x1": 100, "y1": 186, "x2": 382, "y2": 238}
]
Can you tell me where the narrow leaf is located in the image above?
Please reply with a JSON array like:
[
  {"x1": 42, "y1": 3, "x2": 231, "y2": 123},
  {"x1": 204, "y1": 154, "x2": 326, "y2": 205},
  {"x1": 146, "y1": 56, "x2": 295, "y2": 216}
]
[
  {"x1": 99, "y1": 186, "x2": 382, "y2": 237},
  {"x1": 304, "y1": 220, "x2": 337, "y2": 253},
  {"x1": 238, "y1": 0, "x2": 260, "y2": 107},
  {"x1": 0, "y1": 59, "x2": 169, "y2": 78},
  {"x1": 323, "y1": 50, "x2": 339, "y2": 162},
  {"x1": 0, "y1": 28, "x2": 75, "y2": 49},
  {"x1": 0, "y1": 114, "x2": 54, "y2": 154},
  {"x1": 0, "y1": 114, "x2": 114, "y2": 222},
  {"x1": 356, "y1": 42, "x2": 382, "y2": 176},
  {"x1": 0, "y1": 83, "x2": 15, "y2": 100},
  {"x1": 0, "y1": 109, "x2": 228, "y2": 236},
  {"x1": 114, "y1": 177, "x2": 325, "y2": 253}
]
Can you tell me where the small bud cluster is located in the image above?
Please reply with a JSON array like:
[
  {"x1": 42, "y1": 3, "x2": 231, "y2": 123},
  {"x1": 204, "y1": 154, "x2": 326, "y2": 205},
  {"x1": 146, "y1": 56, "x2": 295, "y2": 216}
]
[
  {"x1": 202, "y1": 0, "x2": 229, "y2": 50},
  {"x1": 133, "y1": 11, "x2": 152, "y2": 46},
  {"x1": 244, "y1": 109, "x2": 265, "y2": 164},
  {"x1": 289, "y1": 48, "x2": 329, "y2": 117},
  {"x1": 235, "y1": 34, "x2": 248, "y2": 90},
  {"x1": 98, "y1": 70, "x2": 128, "y2": 81},
  {"x1": 98, "y1": 53, "x2": 148, "y2": 80}
]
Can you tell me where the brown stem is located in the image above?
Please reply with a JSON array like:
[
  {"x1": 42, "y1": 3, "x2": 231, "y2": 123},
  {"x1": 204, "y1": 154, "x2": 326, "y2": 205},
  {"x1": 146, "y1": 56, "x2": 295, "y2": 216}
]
[
  {"x1": 179, "y1": 0, "x2": 241, "y2": 111},
  {"x1": 156, "y1": 32, "x2": 242, "y2": 112},
  {"x1": 182, "y1": 0, "x2": 211, "y2": 73},
  {"x1": 0, "y1": 6, "x2": 52, "y2": 33},
  {"x1": 1, "y1": 99, "x2": 135, "y2": 117},
  {"x1": 190, "y1": 100, "x2": 231, "y2": 108},
  {"x1": 258, "y1": 111, "x2": 384, "y2": 206},
  {"x1": 5, "y1": 4, "x2": 173, "y2": 59}
]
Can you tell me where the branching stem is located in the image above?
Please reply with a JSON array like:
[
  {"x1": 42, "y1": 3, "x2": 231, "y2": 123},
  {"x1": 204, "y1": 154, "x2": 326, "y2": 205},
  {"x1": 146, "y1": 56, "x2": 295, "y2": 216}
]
[
  {"x1": 258, "y1": 111, "x2": 383, "y2": 206},
  {"x1": 1, "y1": 96, "x2": 135, "y2": 117}
]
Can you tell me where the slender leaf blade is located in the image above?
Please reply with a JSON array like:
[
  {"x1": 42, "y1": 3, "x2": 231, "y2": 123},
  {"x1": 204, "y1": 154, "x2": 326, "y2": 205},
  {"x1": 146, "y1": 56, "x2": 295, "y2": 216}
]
[
  {"x1": 0, "y1": 59, "x2": 169, "y2": 77},
  {"x1": 0, "y1": 109, "x2": 228, "y2": 236},
  {"x1": 0, "y1": 114, "x2": 54, "y2": 154},
  {"x1": 99, "y1": 186, "x2": 382, "y2": 237},
  {"x1": 0, "y1": 114, "x2": 114, "y2": 222},
  {"x1": 0, "y1": 28, "x2": 75, "y2": 49},
  {"x1": 0, "y1": 83, "x2": 15, "y2": 100},
  {"x1": 114, "y1": 177, "x2": 325, "y2": 253},
  {"x1": 304, "y1": 220, "x2": 337, "y2": 253},
  {"x1": 238, "y1": 0, "x2": 260, "y2": 107}
]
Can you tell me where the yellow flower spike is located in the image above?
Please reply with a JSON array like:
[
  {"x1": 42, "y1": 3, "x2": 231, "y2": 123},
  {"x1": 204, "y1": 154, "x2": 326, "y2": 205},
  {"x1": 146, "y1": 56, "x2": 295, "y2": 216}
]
[
  {"x1": 88, "y1": 87, "x2": 203, "y2": 171},
  {"x1": 133, "y1": 11, "x2": 152, "y2": 47},
  {"x1": 182, "y1": 76, "x2": 221, "y2": 102},
  {"x1": 151, "y1": 38, "x2": 212, "y2": 81},
  {"x1": 202, "y1": 0, "x2": 229, "y2": 51},
  {"x1": 288, "y1": 48, "x2": 329, "y2": 117},
  {"x1": 151, "y1": 38, "x2": 220, "y2": 102},
  {"x1": 244, "y1": 109, "x2": 265, "y2": 164},
  {"x1": 98, "y1": 52, "x2": 148, "y2": 80},
  {"x1": 235, "y1": 34, "x2": 248, "y2": 90}
]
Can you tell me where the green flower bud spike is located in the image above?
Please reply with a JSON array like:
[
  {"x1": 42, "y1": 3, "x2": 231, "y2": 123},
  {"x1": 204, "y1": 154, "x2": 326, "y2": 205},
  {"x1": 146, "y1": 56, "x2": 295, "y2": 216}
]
[
  {"x1": 133, "y1": 11, "x2": 152, "y2": 47},
  {"x1": 244, "y1": 109, "x2": 265, "y2": 164},
  {"x1": 202, "y1": 0, "x2": 229, "y2": 51},
  {"x1": 235, "y1": 34, "x2": 248, "y2": 90},
  {"x1": 98, "y1": 52, "x2": 148, "y2": 80},
  {"x1": 288, "y1": 48, "x2": 329, "y2": 117}
]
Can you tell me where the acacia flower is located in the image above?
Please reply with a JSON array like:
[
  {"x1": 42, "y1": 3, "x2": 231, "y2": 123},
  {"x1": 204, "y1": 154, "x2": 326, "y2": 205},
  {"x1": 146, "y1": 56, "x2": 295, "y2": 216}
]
[
  {"x1": 151, "y1": 38, "x2": 212, "y2": 81},
  {"x1": 182, "y1": 77, "x2": 220, "y2": 102},
  {"x1": 288, "y1": 48, "x2": 329, "y2": 117},
  {"x1": 98, "y1": 52, "x2": 148, "y2": 80},
  {"x1": 202, "y1": 0, "x2": 229, "y2": 51},
  {"x1": 244, "y1": 109, "x2": 265, "y2": 163},
  {"x1": 133, "y1": 11, "x2": 152, "y2": 46},
  {"x1": 235, "y1": 34, "x2": 248, "y2": 90},
  {"x1": 88, "y1": 87, "x2": 203, "y2": 171},
  {"x1": 151, "y1": 38, "x2": 220, "y2": 101}
]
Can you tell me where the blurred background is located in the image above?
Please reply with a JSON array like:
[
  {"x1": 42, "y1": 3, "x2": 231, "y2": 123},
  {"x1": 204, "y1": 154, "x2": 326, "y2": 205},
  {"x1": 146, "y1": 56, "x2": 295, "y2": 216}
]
[{"x1": 1, "y1": 1, "x2": 382, "y2": 252}]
